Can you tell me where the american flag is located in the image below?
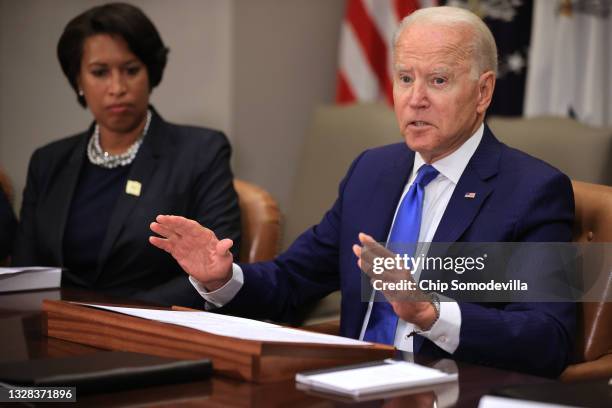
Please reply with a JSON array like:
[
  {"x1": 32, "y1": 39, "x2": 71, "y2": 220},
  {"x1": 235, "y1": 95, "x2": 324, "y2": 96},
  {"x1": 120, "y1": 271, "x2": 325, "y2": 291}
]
[{"x1": 335, "y1": 0, "x2": 439, "y2": 106}]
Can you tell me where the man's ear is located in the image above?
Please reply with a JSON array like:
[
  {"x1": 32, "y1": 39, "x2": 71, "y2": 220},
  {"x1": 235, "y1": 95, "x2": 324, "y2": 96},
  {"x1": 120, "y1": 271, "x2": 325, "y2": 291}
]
[{"x1": 476, "y1": 71, "x2": 496, "y2": 114}]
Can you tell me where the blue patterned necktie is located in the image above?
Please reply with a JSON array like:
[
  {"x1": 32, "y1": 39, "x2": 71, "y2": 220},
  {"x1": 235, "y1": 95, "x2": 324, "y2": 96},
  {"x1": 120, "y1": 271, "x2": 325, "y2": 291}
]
[{"x1": 363, "y1": 164, "x2": 439, "y2": 344}]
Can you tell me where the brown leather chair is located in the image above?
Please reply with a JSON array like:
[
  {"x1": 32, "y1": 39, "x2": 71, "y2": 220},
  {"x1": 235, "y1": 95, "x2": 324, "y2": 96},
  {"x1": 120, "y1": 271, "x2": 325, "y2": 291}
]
[
  {"x1": 560, "y1": 181, "x2": 612, "y2": 381},
  {"x1": 234, "y1": 179, "x2": 281, "y2": 263}
]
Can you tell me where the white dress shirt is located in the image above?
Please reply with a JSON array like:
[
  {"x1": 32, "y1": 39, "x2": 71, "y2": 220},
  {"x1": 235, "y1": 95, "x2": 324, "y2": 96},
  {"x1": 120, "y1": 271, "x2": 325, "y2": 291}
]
[{"x1": 191, "y1": 123, "x2": 485, "y2": 354}]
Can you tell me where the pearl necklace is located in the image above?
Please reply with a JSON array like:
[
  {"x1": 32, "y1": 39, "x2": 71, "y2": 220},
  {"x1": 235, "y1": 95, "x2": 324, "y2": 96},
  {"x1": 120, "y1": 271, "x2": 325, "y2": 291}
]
[{"x1": 87, "y1": 110, "x2": 152, "y2": 169}]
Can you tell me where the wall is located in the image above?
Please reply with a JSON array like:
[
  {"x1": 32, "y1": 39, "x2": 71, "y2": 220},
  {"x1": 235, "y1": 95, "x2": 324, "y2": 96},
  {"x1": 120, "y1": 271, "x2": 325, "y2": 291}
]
[{"x1": 231, "y1": 0, "x2": 344, "y2": 210}]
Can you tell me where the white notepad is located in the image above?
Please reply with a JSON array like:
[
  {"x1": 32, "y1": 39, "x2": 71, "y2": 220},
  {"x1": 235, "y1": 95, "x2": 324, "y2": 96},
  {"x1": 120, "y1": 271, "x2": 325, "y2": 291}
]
[
  {"x1": 478, "y1": 395, "x2": 579, "y2": 408},
  {"x1": 296, "y1": 359, "x2": 457, "y2": 397}
]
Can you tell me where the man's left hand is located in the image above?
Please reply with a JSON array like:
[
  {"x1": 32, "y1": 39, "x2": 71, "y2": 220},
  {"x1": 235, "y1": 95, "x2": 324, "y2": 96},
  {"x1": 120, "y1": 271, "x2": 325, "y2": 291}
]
[{"x1": 352, "y1": 233, "x2": 437, "y2": 331}]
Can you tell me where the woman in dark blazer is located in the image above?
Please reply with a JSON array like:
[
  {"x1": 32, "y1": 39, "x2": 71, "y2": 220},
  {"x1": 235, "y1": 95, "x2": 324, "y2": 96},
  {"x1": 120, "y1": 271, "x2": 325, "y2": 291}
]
[{"x1": 12, "y1": 3, "x2": 240, "y2": 306}]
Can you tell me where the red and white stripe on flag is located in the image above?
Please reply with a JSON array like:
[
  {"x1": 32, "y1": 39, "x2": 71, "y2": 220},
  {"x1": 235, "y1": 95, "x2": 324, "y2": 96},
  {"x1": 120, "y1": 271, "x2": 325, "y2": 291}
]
[{"x1": 336, "y1": 0, "x2": 435, "y2": 105}]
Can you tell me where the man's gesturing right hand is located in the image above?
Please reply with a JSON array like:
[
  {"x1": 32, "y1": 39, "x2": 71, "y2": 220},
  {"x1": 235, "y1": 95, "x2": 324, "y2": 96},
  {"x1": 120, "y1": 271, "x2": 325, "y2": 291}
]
[{"x1": 149, "y1": 215, "x2": 234, "y2": 291}]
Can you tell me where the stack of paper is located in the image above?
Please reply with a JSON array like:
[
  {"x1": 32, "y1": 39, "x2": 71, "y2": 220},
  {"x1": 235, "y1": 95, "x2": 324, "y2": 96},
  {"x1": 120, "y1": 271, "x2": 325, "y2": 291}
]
[
  {"x1": 0, "y1": 267, "x2": 62, "y2": 293},
  {"x1": 296, "y1": 359, "x2": 457, "y2": 397}
]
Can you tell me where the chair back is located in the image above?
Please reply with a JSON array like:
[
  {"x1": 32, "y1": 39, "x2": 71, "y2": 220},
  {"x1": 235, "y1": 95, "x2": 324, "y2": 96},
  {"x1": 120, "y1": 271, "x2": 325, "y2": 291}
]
[
  {"x1": 488, "y1": 116, "x2": 612, "y2": 185},
  {"x1": 234, "y1": 179, "x2": 281, "y2": 263},
  {"x1": 284, "y1": 102, "x2": 399, "y2": 248}
]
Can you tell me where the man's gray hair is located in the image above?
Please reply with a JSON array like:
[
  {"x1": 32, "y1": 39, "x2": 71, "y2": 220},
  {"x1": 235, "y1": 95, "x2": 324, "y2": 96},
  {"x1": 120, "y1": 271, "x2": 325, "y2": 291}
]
[{"x1": 393, "y1": 6, "x2": 498, "y2": 78}]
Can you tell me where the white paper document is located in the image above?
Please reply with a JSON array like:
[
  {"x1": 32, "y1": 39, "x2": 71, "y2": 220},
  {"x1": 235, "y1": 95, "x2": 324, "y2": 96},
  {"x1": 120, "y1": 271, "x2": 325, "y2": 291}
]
[
  {"x1": 0, "y1": 267, "x2": 62, "y2": 293},
  {"x1": 80, "y1": 303, "x2": 371, "y2": 346},
  {"x1": 478, "y1": 395, "x2": 579, "y2": 408},
  {"x1": 295, "y1": 359, "x2": 457, "y2": 397}
]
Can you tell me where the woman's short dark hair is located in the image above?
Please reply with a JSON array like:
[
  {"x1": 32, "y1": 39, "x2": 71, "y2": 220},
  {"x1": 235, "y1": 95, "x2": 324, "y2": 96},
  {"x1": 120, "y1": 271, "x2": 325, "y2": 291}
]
[{"x1": 57, "y1": 2, "x2": 169, "y2": 107}]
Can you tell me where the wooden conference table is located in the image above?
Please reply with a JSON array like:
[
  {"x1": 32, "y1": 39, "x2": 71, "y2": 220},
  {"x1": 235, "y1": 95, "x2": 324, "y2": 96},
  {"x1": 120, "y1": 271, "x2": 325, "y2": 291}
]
[{"x1": 0, "y1": 288, "x2": 554, "y2": 407}]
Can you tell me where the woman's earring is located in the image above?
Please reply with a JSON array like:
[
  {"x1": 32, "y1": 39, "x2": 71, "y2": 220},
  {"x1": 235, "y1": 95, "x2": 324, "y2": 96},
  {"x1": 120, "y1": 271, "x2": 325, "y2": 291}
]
[{"x1": 78, "y1": 89, "x2": 84, "y2": 96}]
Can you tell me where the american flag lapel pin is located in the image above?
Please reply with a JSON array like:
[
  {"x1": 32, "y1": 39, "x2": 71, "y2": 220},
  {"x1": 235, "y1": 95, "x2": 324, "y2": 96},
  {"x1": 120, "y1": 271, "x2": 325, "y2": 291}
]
[{"x1": 464, "y1": 192, "x2": 476, "y2": 199}]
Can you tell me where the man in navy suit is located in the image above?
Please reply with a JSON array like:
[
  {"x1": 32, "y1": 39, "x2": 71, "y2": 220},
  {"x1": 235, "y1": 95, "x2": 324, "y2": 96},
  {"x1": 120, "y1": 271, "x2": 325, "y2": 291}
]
[{"x1": 150, "y1": 6, "x2": 575, "y2": 377}]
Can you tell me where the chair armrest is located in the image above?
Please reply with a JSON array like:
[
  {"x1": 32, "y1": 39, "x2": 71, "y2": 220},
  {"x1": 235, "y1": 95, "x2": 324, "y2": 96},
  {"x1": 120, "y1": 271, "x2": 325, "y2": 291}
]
[{"x1": 560, "y1": 353, "x2": 612, "y2": 382}]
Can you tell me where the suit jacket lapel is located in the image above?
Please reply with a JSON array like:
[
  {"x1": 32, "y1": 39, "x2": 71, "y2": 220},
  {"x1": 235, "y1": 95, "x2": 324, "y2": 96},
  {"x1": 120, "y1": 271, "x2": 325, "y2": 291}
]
[
  {"x1": 364, "y1": 145, "x2": 415, "y2": 243},
  {"x1": 46, "y1": 132, "x2": 89, "y2": 264},
  {"x1": 95, "y1": 110, "x2": 165, "y2": 278},
  {"x1": 432, "y1": 126, "x2": 501, "y2": 243}
]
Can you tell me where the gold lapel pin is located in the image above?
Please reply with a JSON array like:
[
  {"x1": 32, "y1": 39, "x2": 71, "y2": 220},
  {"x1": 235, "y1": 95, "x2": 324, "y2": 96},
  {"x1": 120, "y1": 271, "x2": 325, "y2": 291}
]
[{"x1": 126, "y1": 180, "x2": 142, "y2": 197}]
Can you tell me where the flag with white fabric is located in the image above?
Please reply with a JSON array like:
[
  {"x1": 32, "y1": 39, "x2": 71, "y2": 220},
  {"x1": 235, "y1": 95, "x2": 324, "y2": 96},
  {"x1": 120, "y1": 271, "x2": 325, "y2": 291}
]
[
  {"x1": 524, "y1": 0, "x2": 612, "y2": 127},
  {"x1": 335, "y1": 0, "x2": 439, "y2": 105}
]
